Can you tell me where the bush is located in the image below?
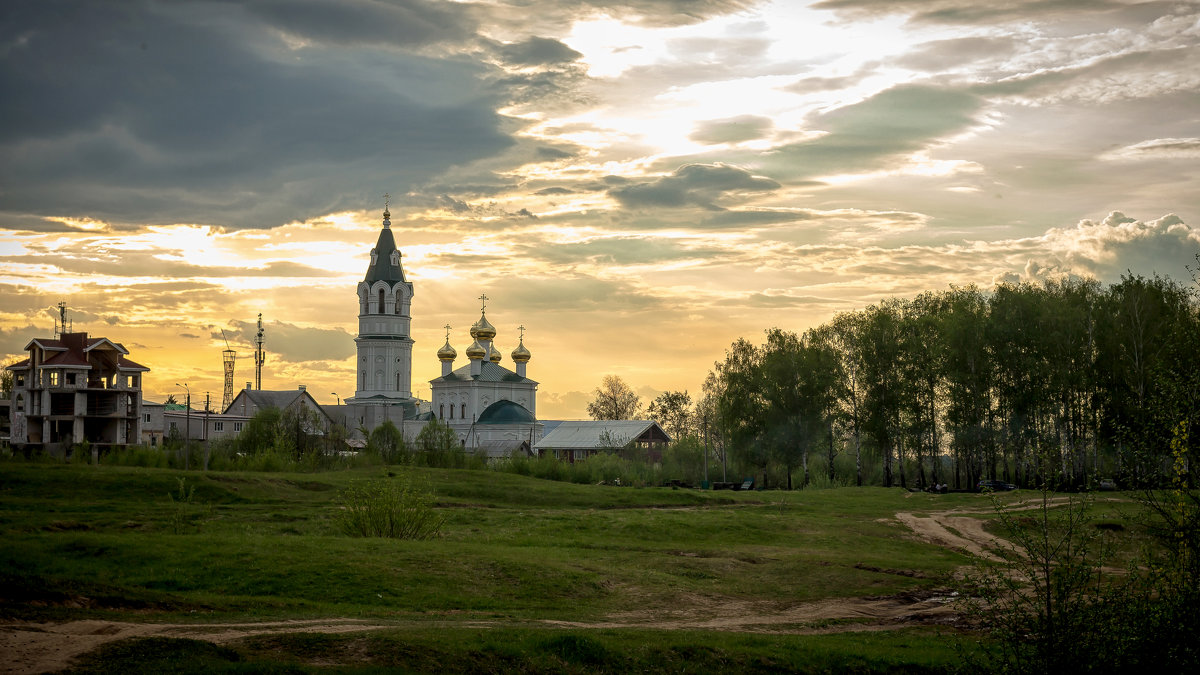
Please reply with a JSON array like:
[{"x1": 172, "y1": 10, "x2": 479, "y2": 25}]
[{"x1": 337, "y1": 474, "x2": 444, "y2": 540}]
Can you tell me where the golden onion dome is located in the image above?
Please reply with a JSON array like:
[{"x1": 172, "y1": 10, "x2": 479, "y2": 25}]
[
  {"x1": 437, "y1": 340, "x2": 457, "y2": 361},
  {"x1": 465, "y1": 340, "x2": 486, "y2": 360},
  {"x1": 511, "y1": 338, "x2": 531, "y2": 363},
  {"x1": 472, "y1": 313, "x2": 497, "y2": 341},
  {"x1": 488, "y1": 344, "x2": 502, "y2": 363}
]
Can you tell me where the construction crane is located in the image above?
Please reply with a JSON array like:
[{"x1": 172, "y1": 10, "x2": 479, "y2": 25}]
[
  {"x1": 254, "y1": 313, "x2": 266, "y2": 390},
  {"x1": 220, "y1": 330, "x2": 236, "y2": 412}
]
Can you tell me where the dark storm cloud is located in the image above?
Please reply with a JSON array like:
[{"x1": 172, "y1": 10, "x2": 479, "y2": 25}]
[
  {"x1": 761, "y1": 84, "x2": 982, "y2": 178},
  {"x1": 240, "y1": 0, "x2": 474, "y2": 47},
  {"x1": 536, "y1": 146, "x2": 576, "y2": 160},
  {"x1": 0, "y1": 1, "x2": 512, "y2": 229},
  {"x1": 690, "y1": 115, "x2": 774, "y2": 145},
  {"x1": 496, "y1": 36, "x2": 583, "y2": 66},
  {"x1": 609, "y1": 163, "x2": 781, "y2": 210}
]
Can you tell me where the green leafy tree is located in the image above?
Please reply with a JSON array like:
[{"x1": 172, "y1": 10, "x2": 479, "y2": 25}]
[
  {"x1": 236, "y1": 407, "x2": 284, "y2": 455},
  {"x1": 368, "y1": 420, "x2": 407, "y2": 462},
  {"x1": 1, "y1": 358, "x2": 15, "y2": 399},
  {"x1": 715, "y1": 338, "x2": 770, "y2": 486},
  {"x1": 647, "y1": 390, "x2": 693, "y2": 441},
  {"x1": 586, "y1": 375, "x2": 642, "y2": 420},
  {"x1": 415, "y1": 418, "x2": 459, "y2": 454}
]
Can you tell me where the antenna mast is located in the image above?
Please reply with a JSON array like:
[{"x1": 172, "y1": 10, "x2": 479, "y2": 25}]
[
  {"x1": 254, "y1": 313, "x2": 266, "y2": 390},
  {"x1": 221, "y1": 329, "x2": 236, "y2": 411},
  {"x1": 54, "y1": 301, "x2": 72, "y2": 338}
]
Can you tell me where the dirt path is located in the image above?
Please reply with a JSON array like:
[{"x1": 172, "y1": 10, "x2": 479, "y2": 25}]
[
  {"x1": 896, "y1": 495, "x2": 1082, "y2": 564},
  {"x1": 0, "y1": 618, "x2": 396, "y2": 675},
  {"x1": 1, "y1": 588, "x2": 965, "y2": 675}
]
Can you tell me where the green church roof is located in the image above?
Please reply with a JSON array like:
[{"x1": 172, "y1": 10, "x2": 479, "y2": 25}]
[{"x1": 477, "y1": 399, "x2": 537, "y2": 425}]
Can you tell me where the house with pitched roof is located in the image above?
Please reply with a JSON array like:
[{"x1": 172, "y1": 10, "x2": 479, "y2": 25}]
[
  {"x1": 533, "y1": 420, "x2": 671, "y2": 463},
  {"x1": 6, "y1": 331, "x2": 149, "y2": 456}
]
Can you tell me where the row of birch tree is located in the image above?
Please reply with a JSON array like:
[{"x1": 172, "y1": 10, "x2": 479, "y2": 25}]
[{"x1": 702, "y1": 273, "x2": 1200, "y2": 490}]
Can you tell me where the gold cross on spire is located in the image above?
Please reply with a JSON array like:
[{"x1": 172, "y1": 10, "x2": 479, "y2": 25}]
[
  {"x1": 444, "y1": 323, "x2": 452, "y2": 340},
  {"x1": 478, "y1": 293, "x2": 489, "y2": 312},
  {"x1": 383, "y1": 192, "x2": 390, "y2": 210},
  {"x1": 518, "y1": 324, "x2": 526, "y2": 340}
]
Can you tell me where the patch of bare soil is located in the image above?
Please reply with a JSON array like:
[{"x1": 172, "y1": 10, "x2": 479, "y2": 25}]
[
  {"x1": 2, "y1": 591, "x2": 971, "y2": 674},
  {"x1": 896, "y1": 495, "x2": 1091, "y2": 564},
  {"x1": 542, "y1": 589, "x2": 961, "y2": 633},
  {"x1": 0, "y1": 618, "x2": 394, "y2": 675}
]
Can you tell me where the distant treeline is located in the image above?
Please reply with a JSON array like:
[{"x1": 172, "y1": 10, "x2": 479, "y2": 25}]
[{"x1": 701, "y1": 272, "x2": 1200, "y2": 491}]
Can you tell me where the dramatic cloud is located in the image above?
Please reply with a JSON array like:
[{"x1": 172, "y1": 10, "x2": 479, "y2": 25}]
[
  {"x1": 760, "y1": 84, "x2": 983, "y2": 179},
  {"x1": 227, "y1": 320, "x2": 355, "y2": 364},
  {"x1": 609, "y1": 163, "x2": 781, "y2": 209},
  {"x1": 2, "y1": 0, "x2": 1197, "y2": 416},
  {"x1": 0, "y1": 1, "x2": 512, "y2": 229},
  {"x1": 497, "y1": 36, "x2": 584, "y2": 67},
  {"x1": 1038, "y1": 212, "x2": 1200, "y2": 281}
]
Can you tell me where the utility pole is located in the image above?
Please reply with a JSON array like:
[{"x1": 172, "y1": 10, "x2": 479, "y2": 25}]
[{"x1": 176, "y1": 382, "x2": 190, "y2": 471}]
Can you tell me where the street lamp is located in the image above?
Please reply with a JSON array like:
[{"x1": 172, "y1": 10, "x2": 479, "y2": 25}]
[
  {"x1": 331, "y1": 392, "x2": 341, "y2": 406},
  {"x1": 175, "y1": 383, "x2": 190, "y2": 470}
]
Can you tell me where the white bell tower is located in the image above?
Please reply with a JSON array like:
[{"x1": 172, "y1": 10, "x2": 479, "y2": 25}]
[{"x1": 351, "y1": 200, "x2": 415, "y2": 402}]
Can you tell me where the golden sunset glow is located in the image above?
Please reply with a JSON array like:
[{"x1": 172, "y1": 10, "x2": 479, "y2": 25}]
[{"x1": 3, "y1": 1, "x2": 1199, "y2": 418}]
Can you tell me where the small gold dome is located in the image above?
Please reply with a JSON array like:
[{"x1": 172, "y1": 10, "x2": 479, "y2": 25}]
[
  {"x1": 471, "y1": 313, "x2": 497, "y2": 341},
  {"x1": 511, "y1": 338, "x2": 531, "y2": 363},
  {"x1": 488, "y1": 344, "x2": 502, "y2": 363},
  {"x1": 437, "y1": 340, "x2": 457, "y2": 361},
  {"x1": 465, "y1": 340, "x2": 486, "y2": 360}
]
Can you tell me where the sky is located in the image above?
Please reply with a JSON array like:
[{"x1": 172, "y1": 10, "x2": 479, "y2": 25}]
[{"x1": 2, "y1": 0, "x2": 1199, "y2": 418}]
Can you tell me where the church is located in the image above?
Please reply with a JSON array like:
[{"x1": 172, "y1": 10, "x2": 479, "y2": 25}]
[{"x1": 341, "y1": 205, "x2": 543, "y2": 457}]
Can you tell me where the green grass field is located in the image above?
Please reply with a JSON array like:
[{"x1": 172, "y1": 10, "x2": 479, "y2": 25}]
[{"x1": 0, "y1": 462, "x2": 1145, "y2": 673}]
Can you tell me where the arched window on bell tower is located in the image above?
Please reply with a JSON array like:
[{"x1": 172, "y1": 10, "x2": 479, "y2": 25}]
[{"x1": 378, "y1": 288, "x2": 385, "y2": 314}]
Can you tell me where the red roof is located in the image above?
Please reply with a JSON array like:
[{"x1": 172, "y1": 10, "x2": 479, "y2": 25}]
[
  {"x1": 41, "y1": 351, "x2": 91, "y2": 368},
  {"x1": 118, "y1": 356, "x2": 149, "y2": 372}
]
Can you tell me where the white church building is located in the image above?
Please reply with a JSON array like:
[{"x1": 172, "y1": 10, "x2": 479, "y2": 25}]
[{"x1": 338, "y1": 205, "x2": 543, "y2": 457}]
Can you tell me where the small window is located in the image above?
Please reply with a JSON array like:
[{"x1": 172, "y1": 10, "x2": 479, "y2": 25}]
[
  {"x1": 214, "y1": 421, "x2": 224, "y2": 432},
  {"x1": 169, "y1": 421, "x2": 177, "y2": 431},
  {"x1": 234, "y1": 422, "x2": 243, "y2": 432},
  {"x1": 15, "y1": 394, "x2": 23, "y2": 412},
  {"x1": 131, "y1": 375, "x2": 139, "y2": 388},
  {"x1": 439, "y1": 404, "x2": 444, "y2": 420},
  {"x1": 144, "y1": 413, "x2": 151, "y2": 423},
  {"x1": 461, "y1": 403, "x2": 466, "y2": 419},
  {"x1": 16, "y1": 374, "x2": 24, "y2": 387},
  {"x1": 66, "y1": 373, "x2": 77, "y2": 385}
]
